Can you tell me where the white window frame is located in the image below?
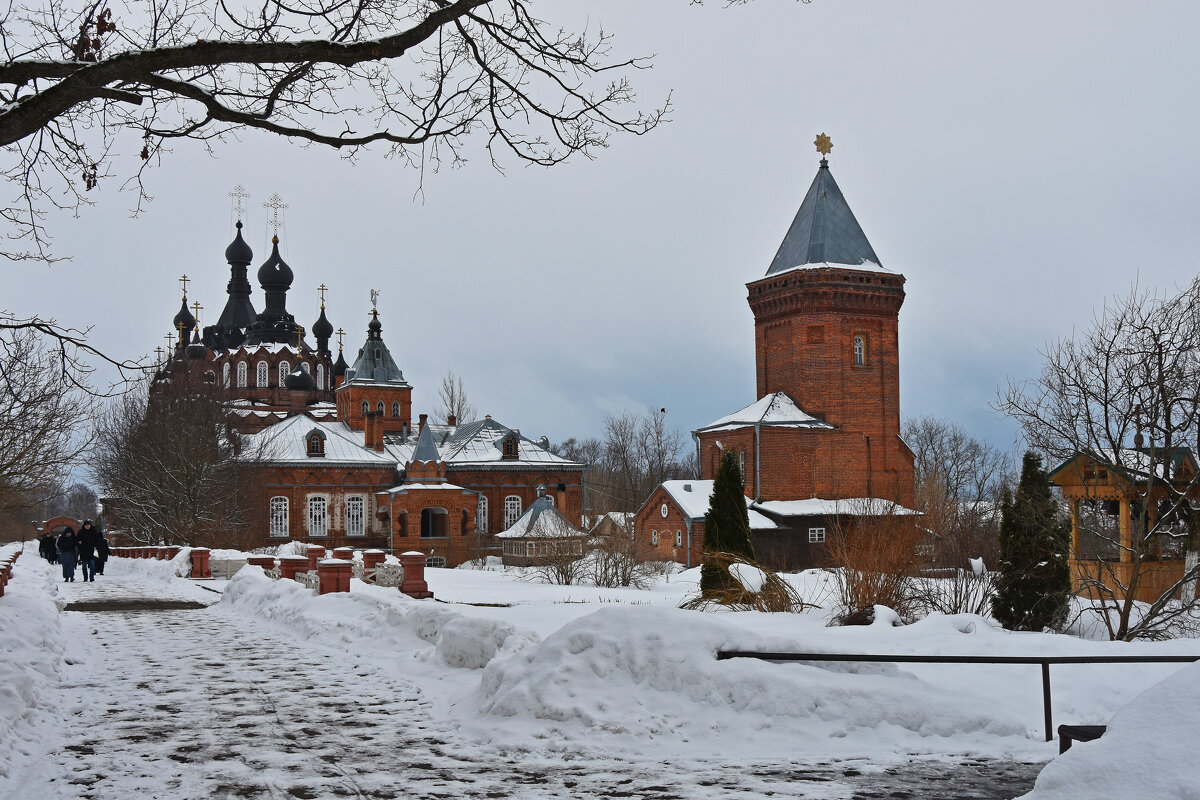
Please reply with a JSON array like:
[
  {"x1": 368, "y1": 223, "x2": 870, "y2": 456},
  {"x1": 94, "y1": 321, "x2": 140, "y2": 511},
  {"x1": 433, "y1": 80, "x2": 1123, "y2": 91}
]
[
  {"x1": 426, "y1": 556, "x2": 446, "y2": 568},
  {"x1": 345, "y1": 495, "x2": 366, "y2": 537},
  {"x1": 651, "y1": 529, "x2": 659, "y2": 546},
  {"x1": 376, "y1": 401, "x2": 385, "y2": 414},
  {"x1": 853, "y1": 335, "x2": 865, "y2": 367},
  {"x1": 476, "y1": 495, "x2": 489, "y2": 535},
  {"x1": 503, "y1": 495, "x2": 523, "y2": 530},
  {"x1": 237, "y1": 361, "x2": 248, "y2": 388},
  {"x1": 316, "y1": 364, "x2": 325, "y2": 391},
  {"x1": 222, "y1": 362, "x2": 231, "y2": 388},
  {"x1": 361, "y1": 400, "x2": 370, "y2": 415},
  {"x1": 256, "y1": 360, "x2": 269, "y2": 387},
  {"x1": 301, "y1": 362, "x2": 311, "y2": 374},
  {"x1": 392, "y1": 401, "x2": 401, "y2": 418},
  {"x1": 269, "y1": 496, "x2": 289, "y2": 538},
  {"x1": 808, "y1": 527, "x2": 826, "y2": 544},
  {"x1": 279, "y1": 360, "x2": 291, "y2": 385},
  {"x1": 675, "y1": 530, "x2": 682, "y2": 547},
  {"x1": 307, "y1": 495, "x2": 329, "y2": 537}
]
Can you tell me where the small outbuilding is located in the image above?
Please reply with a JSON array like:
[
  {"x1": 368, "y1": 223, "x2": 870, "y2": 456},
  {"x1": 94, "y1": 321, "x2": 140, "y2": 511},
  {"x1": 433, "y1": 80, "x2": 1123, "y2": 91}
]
[{"x1": 497, "y1": 496, "x2": 588, "y2": 567}]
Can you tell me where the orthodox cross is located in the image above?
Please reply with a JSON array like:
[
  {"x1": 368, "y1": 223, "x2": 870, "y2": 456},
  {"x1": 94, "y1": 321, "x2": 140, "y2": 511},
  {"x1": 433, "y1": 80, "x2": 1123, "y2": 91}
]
[
  {"x1": 263, "y1": 193, "x2": 288, "y2": 234},
  {"x1": 318, "y1": 283, "x2": 328, "y2": 309},
  {"x1": 297, "y1": 325, "x2": 305, "y2": 351},
  {"x1": 191, "y1": 301, "x2": 203, "y2": 327},
  {"x1": 369, "y1": 288, "x2": 380, "y2": 309},
  {"x1": 229, "y1": 184, "x2": 250, "y2": 220},
  {"x1": 336, "y1": 328, "x2": 345, "y2": 352},
  {"x1": 814, "y1": 132, "x2": 833, "y2": 158},
  {"x1": 165, "y1": 332, "x2": 175, "y2": 351},
  {"x1": 176, "y1": 321, "x2": 187, "y2": 345},
  {"x1": 179, "y1": 273, "x2": 190, "y2": 300},
  {"x1": 154, "y1": 346, "x2": 164, "y2": 362}
]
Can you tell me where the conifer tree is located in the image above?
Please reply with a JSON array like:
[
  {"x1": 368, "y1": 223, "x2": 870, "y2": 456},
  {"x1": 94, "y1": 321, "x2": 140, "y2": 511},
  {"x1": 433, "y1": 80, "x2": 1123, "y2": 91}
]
[
  {"x1": 701, "y1": 450, "x2": 756, "y2": 597},
  {"x1": 992, "y1": 451, "x2": 1072, "y2": 631}
]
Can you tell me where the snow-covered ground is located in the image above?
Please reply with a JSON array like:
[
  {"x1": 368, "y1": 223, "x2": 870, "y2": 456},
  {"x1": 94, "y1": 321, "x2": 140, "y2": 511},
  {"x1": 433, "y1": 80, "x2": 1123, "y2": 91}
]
[{"x1": 1, "y1": 545, "x2": 1196, "y2": 799}]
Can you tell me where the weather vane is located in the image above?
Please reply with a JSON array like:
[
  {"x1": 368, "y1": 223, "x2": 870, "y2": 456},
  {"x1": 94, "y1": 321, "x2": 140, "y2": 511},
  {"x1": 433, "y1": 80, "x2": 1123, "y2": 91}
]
[
  {"x1": 814, "y1": 132, "x2": 833, "y2": 158},
  {"x1": 369, "y1": 288, "x2": 380, "y2": 310},
  {"x1": 263, "y1": 193, "x2": 288, "y2": 234},
  {"x1": 230, "y1": 184, "x2": 250, "y2": 220}
]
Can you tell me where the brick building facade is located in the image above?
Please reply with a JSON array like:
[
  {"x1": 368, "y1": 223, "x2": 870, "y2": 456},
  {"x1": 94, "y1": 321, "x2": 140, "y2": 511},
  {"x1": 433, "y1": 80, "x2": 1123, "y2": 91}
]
[{"x1": 636, "y1": 147, "x2": 917, "y2": 570}]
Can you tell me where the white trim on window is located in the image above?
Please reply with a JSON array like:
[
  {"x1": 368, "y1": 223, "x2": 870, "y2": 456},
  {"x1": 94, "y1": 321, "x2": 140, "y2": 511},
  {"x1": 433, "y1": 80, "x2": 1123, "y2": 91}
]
[
  {"x1": 651, "y1": 529, "x2": 659, "y2": 546},
  {"x1": 808, "y1": 527, "x2": 826, "y2": 543},
  {"x1": 307, "y1": 495, "x2": 329, "y2": 537},
  {"x1": 345, "y1": 495, "x2": 366, "y2": 537},
  {"x1": 237, "y1": 361, "x2": 248, "y2": 388},
  {"x1": 269, "y1": 496, "x2": 289, "y2": 538},
  {"x1": 256, "y1": 360, "x2": 269, "y2": 387},
  {"x1": 476, "y1": 495, "x2": 489, "y2": 535},
  {"x1": 503, "y1": 495, "x2": 522, "y2": 530}
]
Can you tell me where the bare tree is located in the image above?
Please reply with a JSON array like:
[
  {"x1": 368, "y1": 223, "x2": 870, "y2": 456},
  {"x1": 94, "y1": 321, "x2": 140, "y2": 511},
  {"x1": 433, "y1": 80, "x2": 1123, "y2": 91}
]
[
  {"x1": 997, "y1": 280, "x2": 1200, "y2": 640},
  {"x1": 90, "y1": 367, "x2": 269, "y2": 548},
  {"x1": 434, "y1": 370, "x2": 476, "y2": 424},
  {"x1": 589, "y1": 513, "x2": 656, "y2": 588},
  {"x1": 0, "y1": 0, "x2": 668, "y2": 262},
  {"x1": 0, "y1": 325, "x2": 89, "y2": 516}
]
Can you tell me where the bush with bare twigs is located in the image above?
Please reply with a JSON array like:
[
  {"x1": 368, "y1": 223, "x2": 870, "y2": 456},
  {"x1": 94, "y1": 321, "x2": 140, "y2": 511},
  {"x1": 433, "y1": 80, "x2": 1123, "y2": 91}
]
[
  {"x1": 825, "y1": 513, "x2": 923, "y2": 625},
  {"x1": 680, "y1": 552, "x2": 810, "y2": 613}
]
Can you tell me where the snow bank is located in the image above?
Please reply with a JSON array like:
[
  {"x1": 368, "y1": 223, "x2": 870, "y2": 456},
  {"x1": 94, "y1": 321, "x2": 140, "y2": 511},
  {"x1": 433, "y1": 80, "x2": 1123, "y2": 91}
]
[
  {"x1": 468, "y1": 606, "x2": 1030, "y2": 759},
  {"x1": 1019, "y1": 661, "x2": 1200, "y2": 800},
  {"x1": 221, "y1": 568, "x2": 539, "y2": 670},
  {"x1": 0, "y1": 549, "x2": 67, "y2": 783}
]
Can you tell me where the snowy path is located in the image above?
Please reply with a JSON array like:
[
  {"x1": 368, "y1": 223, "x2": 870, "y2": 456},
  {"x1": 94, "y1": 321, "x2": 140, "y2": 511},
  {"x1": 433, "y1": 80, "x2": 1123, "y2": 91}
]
[{"x1": 5, "y1": 563, "x2": 1042, "y2": 799}]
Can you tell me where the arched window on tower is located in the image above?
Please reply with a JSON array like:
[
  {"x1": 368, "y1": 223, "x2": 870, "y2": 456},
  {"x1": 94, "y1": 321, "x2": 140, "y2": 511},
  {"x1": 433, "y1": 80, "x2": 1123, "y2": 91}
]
[
  {"x1": 278, "y1": 360, "x2": 290, "y2": 384},
  {"x1": 377, "y1": 401, "x2": 385, "y2": 414},
  {"x1": 237, "y1": 361, "x2": 248, "y2": 388},
  {"x1": 222, "y1": 362, "x2": 231, "y2": 388},
  {"x1": 853, "y1": 335, "x2": 865, "y2": 367},
  {"x1": 391, "y1": 401, "x2": 400, "y2": 418},
  {"x1": 301, "y1": 362, "x2": 311, "y2": 374},
  {"x1": 316, "y1": 364, "x2": 325, "y2": 391},
  {"x1": 361, "y1": 400, "x2": 370, "y2": 415},
  {"x1": 256, "y1": 361, "x2": 269, "y2": 387}
]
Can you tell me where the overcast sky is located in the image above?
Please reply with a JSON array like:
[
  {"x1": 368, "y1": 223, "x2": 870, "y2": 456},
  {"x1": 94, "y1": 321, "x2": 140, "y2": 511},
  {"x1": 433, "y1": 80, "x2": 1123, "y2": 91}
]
[{"x1": 9, "y1": 0, "x2": 1200, "y2": 454}]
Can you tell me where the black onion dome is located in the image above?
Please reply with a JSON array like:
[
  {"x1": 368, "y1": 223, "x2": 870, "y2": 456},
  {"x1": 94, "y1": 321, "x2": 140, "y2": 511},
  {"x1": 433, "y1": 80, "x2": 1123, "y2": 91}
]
[
  {"x1": 333, "y1": 351, "x2": 349, "y2": 378},
  {"x1": 224, "y1": 221, "x2": 254, "y2": 265},
  {"x1": 257, "y1": 237, "x2": 294, "y2": 289},
  {"x1": 284, "y1": 367, "x2": 316, "y2": 391},
  {"x1": 312, "y1": 307, "x2": 333, "y2": 339},
  {"x1": 173, "y1": 300, "x2": 196, "y2": 331}
]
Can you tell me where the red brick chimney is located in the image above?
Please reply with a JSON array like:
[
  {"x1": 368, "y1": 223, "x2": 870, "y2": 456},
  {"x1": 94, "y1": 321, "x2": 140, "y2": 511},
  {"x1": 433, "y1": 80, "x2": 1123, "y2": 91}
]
[
  {"x1": 447, "y1": 413, "x2": 457, "y2": 427},
  {"x1": 363, "y1": 411, "x2": 375, "y2": 450},
  {"x1": 373, "y1": 411, "x2": 385, "y2": 452},
  {"x1": 419, "y1": 413, "x2": 428, "y2": 433}
]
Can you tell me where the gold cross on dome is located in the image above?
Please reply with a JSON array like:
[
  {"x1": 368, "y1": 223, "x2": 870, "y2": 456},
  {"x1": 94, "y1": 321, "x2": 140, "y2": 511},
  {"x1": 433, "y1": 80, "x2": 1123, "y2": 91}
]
[
  {"x1": 336, "y1": 328, "x2": 345, "y2": 352},
  {"x1": 179, "y1": 273, "x2": 190, "y2": 300},
  {"x1": 814, "y1": 132, "x2": 833, "y2": 157},
  {"x1": 263, "y1": 193, "x2": 288, "y2": 233},
  {"x1": 165, "y1": 332, "x2": 175, "y2": 351},
  {"x1": 297, "y1": 326, "x2": 305, "y2": 351},
  {"x1": 191, "y1": 301, "x2": 203, "y2": 327},
  {"x1": 318, "y1": 283, "x2": 327, "y2": 308},
  {"x1": 229, "y1": 184, "x2": 250, "y2": 219}
]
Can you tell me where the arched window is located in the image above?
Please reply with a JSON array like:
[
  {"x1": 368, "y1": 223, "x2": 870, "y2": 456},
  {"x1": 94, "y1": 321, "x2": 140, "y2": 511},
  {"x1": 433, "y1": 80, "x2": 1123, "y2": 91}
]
[
  {"x1": 316, "y1": 364, "x2": 325, "y2": 391},
  {"x1": 420, "y1": 507, "x2": 448, "y2": 538},
  {"x1": 269, "y1": 497, "x2": 289, "y2": 538},
  {"x1": 503, "y1": 495, "x2": 522, "y2": 530},
  {"x1": 278, "y1": 360, "x2": 290, "y2": 384},
  {"x1": 376, "y1": 401, "x2": 385, "y2": 414},
  {"x1": 256, "y1": 361, "x2": 269, "y2": 387},
  {"x1": 651, "y1": 530, "x2": 659, "y2": 547},
  {"x1": 361, "y1": 400, "x2": 370, "y2": 415},
  {"x1": 308, "y1": 435, "x2": 323, "y2": 456},
  {"x1": 222, "y1": 362, "x2": 231, "y2": 388},
  {"x1": 345, "y1": 496, "x2": 365, "y2": 537},
  {"x1": 391, "y1": 401, "x2": 401, "y2": 418},
  {"x1": 853, "y1": 335, "x2": 865, "y2": 366},
  {"x1": 237, "y1": 361, "x2": 248, "y2": 388},
  {"x1": 475, "y1": 496, "x2": 489, "y2": 535},
  {"x1": 307, "y1": 495, "x2": 328, "y2": 537},
  {"x1": 501, "y1": 434, "x2": 519, "y2": 460},
  {"x1": 301, "y1": 362, "x2": 311, "y2": 374}
]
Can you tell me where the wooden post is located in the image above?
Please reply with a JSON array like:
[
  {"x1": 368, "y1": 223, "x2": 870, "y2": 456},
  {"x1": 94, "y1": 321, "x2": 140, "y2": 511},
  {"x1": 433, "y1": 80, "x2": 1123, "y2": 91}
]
[{"x1": 1119, "y1": 498, "x2": 1133, "y2": 563}]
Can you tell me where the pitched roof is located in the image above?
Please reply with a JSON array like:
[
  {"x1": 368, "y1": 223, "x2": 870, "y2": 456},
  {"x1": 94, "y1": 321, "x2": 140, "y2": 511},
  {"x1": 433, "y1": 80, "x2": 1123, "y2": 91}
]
[
  {"x1": 409, "y1": 423, "x2": 441, "y2": 464},
  {"x1": 657, "y1": 480, "x2": 779, "y2": 530},
  {"x1": 752, "y1": 498, "x2": 922, "y2": 517},
  {"x1": 245, "y1": 414, "x2": 396, "y2": 466},
  {"x1": 766, "y1": 159, "x2": 881, "y2": 275},
  {"x1": 1048, "y1": 447, "x2": 1197, "y2": 485},
  {"x1": 387, "y1": 416, "x2": 584, "y2": 469},
  {"x1": 695, "y1": 392, "x2": 834, "y2": 434},
  {"x1": 495, "y1": 496, "x2": 585, "y2": 539}
]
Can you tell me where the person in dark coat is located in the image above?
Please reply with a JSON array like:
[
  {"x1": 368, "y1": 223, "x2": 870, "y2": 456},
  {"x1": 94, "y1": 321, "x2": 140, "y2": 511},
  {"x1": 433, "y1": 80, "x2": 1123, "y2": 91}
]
[
  {"x1": 95, "y1": 534, "x2": 111, "y2": 576},
  {"x1": 38, "y1": 534, "x2": 53, "y2": 562},
  {"x1": 77, "y1": 520, "x2": 100, "y2": 582},
  {"x1": 56, "y1": 527, "x2": 78, "y2": 582}
]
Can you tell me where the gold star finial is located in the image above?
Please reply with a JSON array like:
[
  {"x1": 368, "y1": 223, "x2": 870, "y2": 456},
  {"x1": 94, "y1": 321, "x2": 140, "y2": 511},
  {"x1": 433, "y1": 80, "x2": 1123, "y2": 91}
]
[{"x1": 814, "y1": 132, "x2": 833, "y2": 158}]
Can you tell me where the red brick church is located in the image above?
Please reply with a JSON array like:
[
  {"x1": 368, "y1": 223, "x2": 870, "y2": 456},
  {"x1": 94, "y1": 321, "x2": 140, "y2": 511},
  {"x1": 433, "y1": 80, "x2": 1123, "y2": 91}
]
[
  {"x1": 636, "y1": 138, "x2": 918, "y2": 570},
  {"x1": 130, "y1": 215, "x2": 585, "y2": 567}
]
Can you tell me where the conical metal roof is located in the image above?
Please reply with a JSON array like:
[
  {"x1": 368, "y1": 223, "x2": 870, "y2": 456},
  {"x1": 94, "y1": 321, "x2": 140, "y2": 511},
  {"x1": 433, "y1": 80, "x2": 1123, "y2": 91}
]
[
  {"x1": 766, "y1": 158, "x2": 881, "y2": 274},
  {"x1": 410, "y1": 422, "x2": 441, "y2": 463}
]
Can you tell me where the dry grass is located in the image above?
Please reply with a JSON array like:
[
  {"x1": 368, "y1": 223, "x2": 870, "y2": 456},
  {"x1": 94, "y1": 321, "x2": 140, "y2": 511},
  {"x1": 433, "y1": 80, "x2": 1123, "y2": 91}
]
[
  {"x1": 826, "y1": 514, "x2": 923, "y2": 624},
  {"x1": 680, "y1": 552, "x2": 812, "y2": 613}
]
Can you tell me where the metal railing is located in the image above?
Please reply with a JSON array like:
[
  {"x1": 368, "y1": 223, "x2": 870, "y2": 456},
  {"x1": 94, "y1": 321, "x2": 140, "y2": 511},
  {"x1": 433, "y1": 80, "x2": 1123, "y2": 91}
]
[{"x1": 716, "y1": 651, "x2": 1200, "y2": 741}]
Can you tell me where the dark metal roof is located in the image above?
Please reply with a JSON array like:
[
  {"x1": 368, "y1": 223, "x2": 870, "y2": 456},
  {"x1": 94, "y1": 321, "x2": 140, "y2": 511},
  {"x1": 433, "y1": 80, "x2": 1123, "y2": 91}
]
[
  {"x1": 409, "y1": 422, "x2": 441, "y2": 464},
  {"x1": 344, "y1": 311, "x2": 409, "y2": 386},
  {"x1": 765, "y1": 158, "x2": 881, "y2": 275}
]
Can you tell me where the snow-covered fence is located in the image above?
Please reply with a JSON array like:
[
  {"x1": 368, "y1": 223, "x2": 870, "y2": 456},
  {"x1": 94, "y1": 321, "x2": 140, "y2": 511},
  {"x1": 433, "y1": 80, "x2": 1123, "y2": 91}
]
[
  {"x1": 111, "y1": 546, "x2": 183, "y2": 560},
  {"x1": 294, "y1": 569, "x2": 321, "y2": 591},
  {"x1": 0, "y1": 547, "x2": 21, "y2": 598},
  {"x1": 250, "y1": 548, "x2": 433, "y2": 598},
  {"x1": 351, "y1": 560, "x2": 403, "y2": 588}
]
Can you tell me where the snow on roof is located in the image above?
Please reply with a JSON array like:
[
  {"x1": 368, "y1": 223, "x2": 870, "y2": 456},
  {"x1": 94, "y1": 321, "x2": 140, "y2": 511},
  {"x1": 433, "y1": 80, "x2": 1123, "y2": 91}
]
[
  {"x1": 1050, "y1": 447, "x2": 1197, "y2": 483},
  {"x1": 658, "y1": 481, "x2": 779, "y2": 530},
  {"x1": 695, "y1": 392, "x2": 833, "y2": 434},
  {"x1": 765, "y1": 260, "x2": 889, "y2": 279},
  {"x1": 387, "y1": 416, "x2": 584, "y2": 469},
  {"x1": 246, "y1": 415, "x2": 396, "y2": 466},
  {"x1": 381, "y1": 482, "x2": 466, "y2": 493},
  {"x1": 495, "y1": 497, "x2": 585, "y2": 539},
  {"x1": 752, "y1": 497, "x2": 922, "y2": 517}
]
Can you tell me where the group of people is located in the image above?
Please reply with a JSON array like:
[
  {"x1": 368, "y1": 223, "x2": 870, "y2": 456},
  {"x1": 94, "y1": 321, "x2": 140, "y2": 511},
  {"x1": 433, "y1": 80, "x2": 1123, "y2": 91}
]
[{"x1": 38, "y1": 520, "x2": 109, "y2": 582}]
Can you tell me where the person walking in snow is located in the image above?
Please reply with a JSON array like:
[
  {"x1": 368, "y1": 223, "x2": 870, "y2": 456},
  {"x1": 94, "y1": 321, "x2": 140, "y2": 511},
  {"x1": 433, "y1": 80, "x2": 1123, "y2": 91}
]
[
  {"x1": 56, "y1": 527, "x2": 78, "y2": 582},
  {"x1": 95, "y1": 534, "x2": 111, "y2": 576},
  {"x1": 77, "y1": 520, "x2": 100, "y2": 582},
  {"x1": 38, "y1": 534, "x2": 54, "y2": 563}
]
